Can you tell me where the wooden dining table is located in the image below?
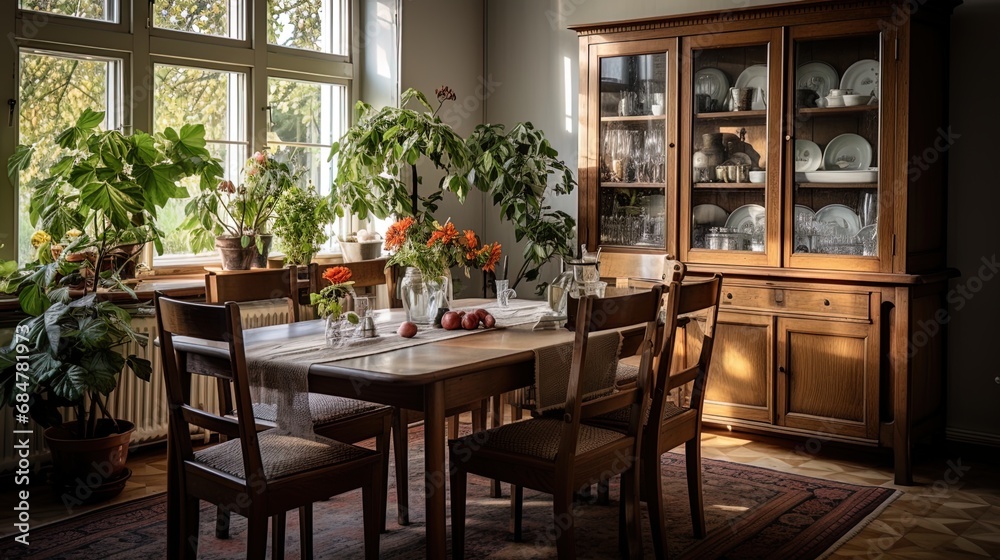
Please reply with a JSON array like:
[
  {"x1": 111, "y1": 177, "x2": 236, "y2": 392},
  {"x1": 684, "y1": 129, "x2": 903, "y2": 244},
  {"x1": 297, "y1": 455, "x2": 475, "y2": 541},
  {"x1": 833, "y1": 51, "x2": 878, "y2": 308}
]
[{"x1": 165, "y1": 299, "x2": 576, "y2": 559}]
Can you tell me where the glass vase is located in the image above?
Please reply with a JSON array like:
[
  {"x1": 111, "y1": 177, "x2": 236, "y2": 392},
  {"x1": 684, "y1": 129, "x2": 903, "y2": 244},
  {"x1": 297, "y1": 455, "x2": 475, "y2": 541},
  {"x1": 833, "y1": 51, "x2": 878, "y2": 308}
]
[
  {"x1": 399, "y1": 267, "x2": 445, "y2": 325},
  {"x1": 325, "y1": 315, "x2": 345, "y2": 347}
]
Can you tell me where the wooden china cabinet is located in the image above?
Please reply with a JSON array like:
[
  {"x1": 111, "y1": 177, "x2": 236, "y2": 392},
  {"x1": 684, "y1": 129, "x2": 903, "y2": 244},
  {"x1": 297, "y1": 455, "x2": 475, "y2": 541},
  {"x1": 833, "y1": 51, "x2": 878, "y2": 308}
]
[{"x1": 572, "y1": 0, "x2": 959, "y2": 484}]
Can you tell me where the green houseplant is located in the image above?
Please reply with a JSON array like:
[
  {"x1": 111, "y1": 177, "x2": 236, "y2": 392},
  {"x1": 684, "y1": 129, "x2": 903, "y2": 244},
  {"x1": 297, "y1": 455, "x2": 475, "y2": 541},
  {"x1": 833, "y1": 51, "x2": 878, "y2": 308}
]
[
  {"x1": 183, "y1": 149, "x2": 301, "y2": 269},
  {"x1": 330, "y1": 88, "x2": 576, "y2": 295},
  {"x1": 1, "y1": 109, "x2": 221, "y2": 501},
  {"x1": 272, "y1": 184, "x2": 333, "y2": 266}
]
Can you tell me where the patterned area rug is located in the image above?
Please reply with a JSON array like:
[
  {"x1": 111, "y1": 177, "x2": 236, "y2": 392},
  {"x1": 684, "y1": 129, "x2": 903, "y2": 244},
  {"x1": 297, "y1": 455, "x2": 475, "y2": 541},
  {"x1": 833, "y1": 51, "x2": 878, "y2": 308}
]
[{"x1": 0, "y1": 429, "x2": 897, "y2": 559}]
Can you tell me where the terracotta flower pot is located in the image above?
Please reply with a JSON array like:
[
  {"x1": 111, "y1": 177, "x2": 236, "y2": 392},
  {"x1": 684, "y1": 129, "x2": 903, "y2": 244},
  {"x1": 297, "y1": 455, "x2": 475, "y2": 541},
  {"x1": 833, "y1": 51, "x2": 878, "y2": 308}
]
[
  {"x1": 43, "y1": 419, "x2": 135, "y2": 504},
  {"x1": 251, "y1": 234, "x2": 273, "y2": 269}
]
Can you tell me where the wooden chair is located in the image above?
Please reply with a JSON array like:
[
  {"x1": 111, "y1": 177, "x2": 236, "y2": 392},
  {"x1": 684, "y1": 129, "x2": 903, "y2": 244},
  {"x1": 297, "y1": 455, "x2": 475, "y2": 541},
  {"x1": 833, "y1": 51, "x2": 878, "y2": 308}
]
[
  {"x1": 312, "y1": 260, "x2": 487, "y2": 525},
  {"x1": 205, "y1": 267, "x2": 301, "y2": 322},
  {"x1": 155, "y1": 294, "x2": 383, "y2": 560},
  {"x1": 205, "y1": 267, "x2": 396, "y2": 534},
  {"x1": 449, "y1": 286, "x2": 666, "y2": 560},
  {"x1": 588, "y1": 275, "x2": 723, "y2": 559}
]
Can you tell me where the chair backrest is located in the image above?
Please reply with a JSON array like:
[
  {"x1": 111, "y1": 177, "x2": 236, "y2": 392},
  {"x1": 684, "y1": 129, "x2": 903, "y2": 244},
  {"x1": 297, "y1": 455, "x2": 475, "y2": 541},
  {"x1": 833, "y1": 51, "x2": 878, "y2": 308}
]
[
  {"x1": 155, "y1": 293, "x2": 267, "y2": 484},
  {"x1": 312, "y1": 259, "x2": 397, "y2": 308},
  {"x1": 558, "y1": 285, "x2": 665, "y2": 471},
  {"x1": 647, "y1": 275, "x2": 723, "y2": 440},
  {"x1": 205, "y1": 267, "x2": 299, "y2": 322},
  {"x1": 599, "y1": 252, "x2": 686, "y2": 288}
]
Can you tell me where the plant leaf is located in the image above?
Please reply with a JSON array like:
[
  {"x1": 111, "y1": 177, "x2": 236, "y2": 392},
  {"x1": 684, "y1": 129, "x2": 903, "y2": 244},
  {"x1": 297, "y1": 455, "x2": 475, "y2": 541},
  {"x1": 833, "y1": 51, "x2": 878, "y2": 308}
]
[
  {"x1": 7, "y1": 145, "x2": 34, "y2": 180},
  {"x1": 80, "y1": 181, "x2": 145, "y2": 229}
]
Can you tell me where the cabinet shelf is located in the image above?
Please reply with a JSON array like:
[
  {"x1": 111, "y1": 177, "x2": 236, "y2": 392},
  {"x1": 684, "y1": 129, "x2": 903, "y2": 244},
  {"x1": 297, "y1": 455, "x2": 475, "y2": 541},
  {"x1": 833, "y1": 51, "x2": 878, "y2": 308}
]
[
  {"x1": 600, "y1": 182, "x2": 665, "y2": 189},
  {"x1": 694, "y1": 182, "x2": 765, "y2": 189},
  {"x1": 600, "y1": 115, "x2": 667, "y2": 122},
  {"x1": 795, "y1": 182, "x2": 877, "y2": 189},
  {"x1": 796, "y1": 105, "x2": 878, "y2": 117},
  {"x1": 695, "y1": 110, "x2": 766, "y2": 120}
]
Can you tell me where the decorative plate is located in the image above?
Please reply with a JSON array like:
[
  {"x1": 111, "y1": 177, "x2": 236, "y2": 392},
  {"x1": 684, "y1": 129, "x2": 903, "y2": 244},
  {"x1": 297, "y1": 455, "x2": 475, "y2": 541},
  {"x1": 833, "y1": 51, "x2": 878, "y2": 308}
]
[
  {"x1": 794, "y1": 139, "x2": 823, "y2": 172},
  {"x1": 796, "y1": 61, "x2": 840, "y2": 99},
  {"x1": 840, "y1": 59, "x2": 880, "y2": 96},
  {"x1": 823, "y1": 133, "x2": 872, "y2": 170}
]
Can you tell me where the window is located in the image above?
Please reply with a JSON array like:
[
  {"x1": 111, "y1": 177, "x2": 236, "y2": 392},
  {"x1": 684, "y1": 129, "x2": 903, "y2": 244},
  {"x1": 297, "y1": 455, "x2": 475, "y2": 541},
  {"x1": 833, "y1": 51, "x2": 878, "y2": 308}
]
[
  {"x1": 15, "y1": 50, "x2": 121, "y2": 263},
  {"x1": 19, "y1": 0, "x2": 118, "y2": 23},
  {"x1": 269, "y1": 0, "x2": 347, "y2": 55},
  {"x1": 267, "y1": 77, "x2": 347, "y2": 250},
  {"x1": 154, "y1": 65, "x2": 247, "y2": 259},
  {"x1": 3, "y1": 0, "x2": 355, "y2": 267},
  {"x1": 153, "y1": 0, "x2": 244, "y2": 40}
]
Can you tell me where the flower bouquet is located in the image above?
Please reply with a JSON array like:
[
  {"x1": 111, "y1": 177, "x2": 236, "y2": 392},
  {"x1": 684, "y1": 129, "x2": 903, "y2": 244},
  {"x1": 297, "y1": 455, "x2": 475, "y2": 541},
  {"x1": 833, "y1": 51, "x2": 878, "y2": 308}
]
[
  {"x1": 383, "y1": 218, "x2": 501, "y2": 323},
  {"x1": 309, "y1": 266, "x2": 360, "y2": 346}
]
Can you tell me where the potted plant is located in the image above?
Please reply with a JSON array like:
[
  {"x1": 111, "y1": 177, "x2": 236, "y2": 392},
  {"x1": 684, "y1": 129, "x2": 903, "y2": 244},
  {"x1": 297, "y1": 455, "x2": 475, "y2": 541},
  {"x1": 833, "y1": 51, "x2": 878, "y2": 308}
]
[
  {"x1": 8, "y1": 108, "x2": 223, "y2": 281},
  {"x1": 330, "y1": 88, "x2": 576, "y2": 295},
  {"x1": 0, "y1": 109, "x2": 221, "y2": 502},
  {"x1": 272, "y1": 184, "x2": 333, "y2": 267},
  {"x1": 329, "y1": 87, "x2": 473, "y2": 229},
  {"x1": 183, "y1": 149, "x2": 301, "y2": 269}
]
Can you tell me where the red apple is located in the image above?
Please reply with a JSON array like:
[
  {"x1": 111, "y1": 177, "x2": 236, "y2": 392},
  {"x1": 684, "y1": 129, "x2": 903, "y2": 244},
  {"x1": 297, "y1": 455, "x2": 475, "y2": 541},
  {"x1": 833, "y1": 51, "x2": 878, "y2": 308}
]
[
  {"x1": 397, "y1": 321, "x2": 418, "y2": 338},
  {"x1": 441, "y1": 311, "x2": 462, "y2": 331},
  {"x1": 461, "y1": 313, "x2": 481, "y2": 330},
  {"x1": 482, "y1": 314, "x2": 496, "y2": 328},
  {"x1": 473, "y1": 308, "x2": 489, "y2": 320}
]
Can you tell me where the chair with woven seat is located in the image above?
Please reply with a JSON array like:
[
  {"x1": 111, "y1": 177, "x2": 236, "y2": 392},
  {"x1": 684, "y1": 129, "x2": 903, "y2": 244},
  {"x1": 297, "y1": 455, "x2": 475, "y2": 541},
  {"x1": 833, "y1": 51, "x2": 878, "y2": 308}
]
[
  {"x1": 205, "y1": 267, "x2": 396, "y2": 534},
  {"x1": 449, "y1": 285, "x2": 665, "y2": 560},
  {"x1": 587, "y1": 274, "x2": 722, "y2": 559},
  {"x1": 155, "y1": 294, "x2": 383, "y2": 560}
]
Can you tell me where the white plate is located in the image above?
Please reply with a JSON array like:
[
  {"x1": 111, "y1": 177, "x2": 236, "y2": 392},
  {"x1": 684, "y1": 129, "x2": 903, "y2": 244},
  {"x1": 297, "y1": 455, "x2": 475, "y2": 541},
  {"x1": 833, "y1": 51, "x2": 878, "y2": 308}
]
[
  {"x1": 694, "y1": 68, "x2": 730, "y2": 108},
  {"x1": 796, "y1": 61, "x2": 839, "y2": 99},
  {"x1": 795, "y1": 204, "x2": 815, "y2": 222},
  {"x1": 795, "y1": 169, "x2": 878, "y2": 183},
  {"x1": 734, "y1": 65, "x2": 768, "y2": 109},
  {"x1": 823, "y1": 133, "x2": 872, "y2": 170},
  {"x1": 692, "y1": 204, "x2": 729, "y2": 226},
  {"x1": 725, "y1": 204, "x2": 766, "y2": 233},
  {"x1": 814, "y1": 204, "x2": 862, "y2": 237},
  {"x1": 794, "y1": 139, "x2": 823, "y2": 172},
  {"x1": 841, "y1": 59, "x2": 880, "y2": 96}
]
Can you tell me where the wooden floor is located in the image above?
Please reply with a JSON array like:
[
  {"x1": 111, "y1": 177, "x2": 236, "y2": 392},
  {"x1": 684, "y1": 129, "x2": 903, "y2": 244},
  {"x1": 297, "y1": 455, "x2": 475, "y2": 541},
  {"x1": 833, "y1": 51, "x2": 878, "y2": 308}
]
[{"x1": 3, "y1": 420, "x2": 999, "y2": 559}]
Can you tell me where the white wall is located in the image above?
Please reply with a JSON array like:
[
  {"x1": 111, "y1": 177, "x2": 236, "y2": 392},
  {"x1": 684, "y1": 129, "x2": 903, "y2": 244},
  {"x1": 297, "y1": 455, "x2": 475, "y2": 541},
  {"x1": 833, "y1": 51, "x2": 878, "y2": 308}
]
[
  {"x1": 400, "y1": 0, "x2": 487, "y2": 297},
  {"x1": 483, "y1": 0, "x2": 1000, "y2": 442}
]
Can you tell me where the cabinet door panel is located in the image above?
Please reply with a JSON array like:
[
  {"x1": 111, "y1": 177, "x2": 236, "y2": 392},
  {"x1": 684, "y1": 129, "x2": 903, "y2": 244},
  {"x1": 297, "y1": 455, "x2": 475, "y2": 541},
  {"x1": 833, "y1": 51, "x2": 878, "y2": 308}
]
[
  {"x1": 777, "y1": 318, "x2": 878, "y2": 439},
  {"x1": 701, "y1": 311, "x2": 772, "y2": 423}
]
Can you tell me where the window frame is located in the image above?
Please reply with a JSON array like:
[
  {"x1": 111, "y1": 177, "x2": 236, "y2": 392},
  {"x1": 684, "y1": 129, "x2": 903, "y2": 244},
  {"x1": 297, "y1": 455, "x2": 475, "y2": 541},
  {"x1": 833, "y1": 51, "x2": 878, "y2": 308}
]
[{"x1": 0, "y1": 0, "x2": 358, "y2": 271}]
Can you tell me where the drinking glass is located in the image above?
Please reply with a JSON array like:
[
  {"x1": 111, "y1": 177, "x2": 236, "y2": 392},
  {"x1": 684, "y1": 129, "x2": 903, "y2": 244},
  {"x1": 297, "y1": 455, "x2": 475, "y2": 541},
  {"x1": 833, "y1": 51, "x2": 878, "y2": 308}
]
[
  {"x1": 584, "y1": 281, "x2": 607, "y2": 298},
  {"x1": 495, "y1": 279, "x2": 517, "y2": 308},
  {"x1": 859, "y1": 192, "x2": 877, "y2": 227}
]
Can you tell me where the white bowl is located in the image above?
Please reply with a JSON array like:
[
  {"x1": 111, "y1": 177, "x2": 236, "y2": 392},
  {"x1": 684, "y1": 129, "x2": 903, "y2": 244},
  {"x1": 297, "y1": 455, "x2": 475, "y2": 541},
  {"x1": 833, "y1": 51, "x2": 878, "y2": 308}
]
[
  {"x1": 842, "y1": 94, "x2": 871, "y2": 107},
  {"x1": 825, "y1": 95, "x2": 845, "y2": 108},
  {"x1": 748, "y1": 170, "x2": 766, "y2": 183}
]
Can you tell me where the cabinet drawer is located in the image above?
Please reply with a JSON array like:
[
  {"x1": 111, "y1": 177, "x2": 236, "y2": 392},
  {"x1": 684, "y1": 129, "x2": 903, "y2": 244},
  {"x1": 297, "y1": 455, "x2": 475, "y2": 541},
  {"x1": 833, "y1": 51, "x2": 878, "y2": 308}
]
[{"x1": 721, "y1": 285, "x2": 869, "y2": 320}]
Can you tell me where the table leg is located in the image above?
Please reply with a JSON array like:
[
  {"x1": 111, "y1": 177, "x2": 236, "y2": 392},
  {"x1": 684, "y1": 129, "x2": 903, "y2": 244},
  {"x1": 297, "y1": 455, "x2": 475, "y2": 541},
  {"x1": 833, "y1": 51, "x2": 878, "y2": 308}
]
[
  {"x1": 424, "y1": 381, "x2": 447, "y2": 558},
  {"x1": 490, "y1": 394, "x2": 503, "y2": 498}
]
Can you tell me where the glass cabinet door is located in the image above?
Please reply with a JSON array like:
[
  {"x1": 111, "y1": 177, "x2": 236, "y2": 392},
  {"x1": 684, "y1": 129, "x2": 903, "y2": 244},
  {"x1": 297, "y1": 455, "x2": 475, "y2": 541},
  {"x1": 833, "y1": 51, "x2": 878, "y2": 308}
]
[
  {"x1": 596, "y1": 50, "x2": 669, "y2": 249},
  {"x1": 789, "y1": 29, "x2": 883, "y2": 267},
  {"x1": 682, "y1": 30, "x2": 780, "y2": 265}
]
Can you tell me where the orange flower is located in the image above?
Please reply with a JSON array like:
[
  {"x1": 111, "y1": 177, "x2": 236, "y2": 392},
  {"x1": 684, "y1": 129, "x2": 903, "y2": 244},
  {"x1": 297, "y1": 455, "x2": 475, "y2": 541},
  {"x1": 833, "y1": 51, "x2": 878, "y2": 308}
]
[
  {"x1": 427, "y1": 222, "x2": 459, "y2": 247},
  {"x1": 460, "y1": 229, "x2": 478, "y2": 251},
  {"x1": 384, "y1": 217, "x2": 415, "y2": 250},
  {"x1": 480, "y1": 242, "x2": 502, "y2": 272},
  {"x1": 322, "y1": 266, "x2": 352, "y2": 285}
]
